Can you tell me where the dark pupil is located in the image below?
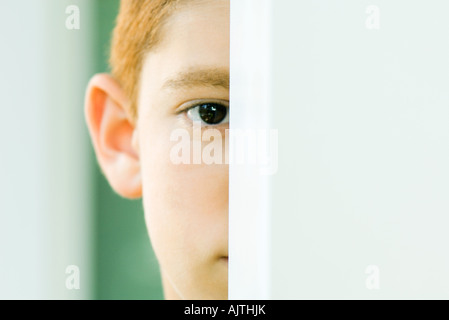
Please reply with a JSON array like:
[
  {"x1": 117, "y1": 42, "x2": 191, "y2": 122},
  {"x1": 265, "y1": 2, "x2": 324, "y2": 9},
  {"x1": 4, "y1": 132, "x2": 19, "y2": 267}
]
[{"x1": 199, "y1": 103, "x2": 227, "y2": 125}]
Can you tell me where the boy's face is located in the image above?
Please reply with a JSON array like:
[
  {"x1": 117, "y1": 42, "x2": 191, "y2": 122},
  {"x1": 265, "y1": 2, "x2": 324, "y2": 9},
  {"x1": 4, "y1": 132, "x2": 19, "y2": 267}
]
[{"x1": 134, "y1": 0, "x2": 229, "y2": 299}]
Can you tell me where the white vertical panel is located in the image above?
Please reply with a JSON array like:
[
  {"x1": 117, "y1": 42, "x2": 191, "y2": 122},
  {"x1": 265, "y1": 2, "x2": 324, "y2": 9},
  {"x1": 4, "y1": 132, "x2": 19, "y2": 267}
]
[
  {"x1": 0, "y1": 0, "x2": 93, "y2": 299},
  {"x1": 231, "y1": 0, "x2": 449, "y2": 300},
  {"x1": 41, "y1": 0, "x2": 94, "y2": 300},
  {"x1": 229, "y1": 0, "x2": 273, "y2": 299},
  {"x1": 270, "y1": 0, "x2": 449, "y2": 299},
  {"x1": 0, "y1": 0, "x2": 47, "y2": 300}
]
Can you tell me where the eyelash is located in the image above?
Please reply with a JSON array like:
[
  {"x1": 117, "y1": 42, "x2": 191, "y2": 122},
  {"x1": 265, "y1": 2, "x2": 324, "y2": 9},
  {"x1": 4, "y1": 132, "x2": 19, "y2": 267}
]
[{"x1": 179, "y1": 100, "x2": 229, "y2": 127}]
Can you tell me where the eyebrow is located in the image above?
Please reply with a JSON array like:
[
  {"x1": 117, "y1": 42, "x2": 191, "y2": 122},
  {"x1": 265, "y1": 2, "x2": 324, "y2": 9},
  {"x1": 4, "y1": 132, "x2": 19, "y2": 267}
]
[{"x1": 161, "y1": 67, "x2": 229, "y2": 90}]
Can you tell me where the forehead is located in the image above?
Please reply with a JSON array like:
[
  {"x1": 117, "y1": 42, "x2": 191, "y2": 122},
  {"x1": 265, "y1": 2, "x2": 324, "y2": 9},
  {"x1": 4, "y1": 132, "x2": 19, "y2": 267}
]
[{"x1": 139, "y1": 0, "x2": 230, "y2": 93}]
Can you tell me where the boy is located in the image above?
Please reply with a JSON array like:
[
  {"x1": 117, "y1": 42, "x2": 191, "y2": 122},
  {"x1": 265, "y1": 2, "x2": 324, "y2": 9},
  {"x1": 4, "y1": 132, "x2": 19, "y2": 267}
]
[{"x1": 84, "y1": 0, "x2": 229, "y2": 299}]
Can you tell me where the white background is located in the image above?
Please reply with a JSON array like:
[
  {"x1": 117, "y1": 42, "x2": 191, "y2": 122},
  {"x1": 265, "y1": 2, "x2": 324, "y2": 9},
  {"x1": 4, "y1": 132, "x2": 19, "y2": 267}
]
[
  {"x1": 230, "y1": 0, "x2": 449, "y2": 299},
  {"x1": 0, "y1": 0, "x2": 93, "y2": 299}
]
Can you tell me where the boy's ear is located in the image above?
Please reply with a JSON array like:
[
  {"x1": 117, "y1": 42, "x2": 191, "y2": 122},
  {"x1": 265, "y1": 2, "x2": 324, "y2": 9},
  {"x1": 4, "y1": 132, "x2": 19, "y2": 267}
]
[{"x1": 84, "y1": 73, "x2": 142, "y2": 199}]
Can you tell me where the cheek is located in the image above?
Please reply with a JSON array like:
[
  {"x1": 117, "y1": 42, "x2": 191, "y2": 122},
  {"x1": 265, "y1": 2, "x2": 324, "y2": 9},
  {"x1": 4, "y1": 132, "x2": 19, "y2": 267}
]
[{"x1": 139, "y1": 128, "x2": 229, "y2": 266}]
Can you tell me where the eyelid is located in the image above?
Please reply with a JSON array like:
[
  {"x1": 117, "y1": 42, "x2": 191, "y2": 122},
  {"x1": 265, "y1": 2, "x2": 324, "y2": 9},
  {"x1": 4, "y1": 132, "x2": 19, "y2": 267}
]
[{"x1": 175, "y1": 98, "x2": 229, "y2": 114}]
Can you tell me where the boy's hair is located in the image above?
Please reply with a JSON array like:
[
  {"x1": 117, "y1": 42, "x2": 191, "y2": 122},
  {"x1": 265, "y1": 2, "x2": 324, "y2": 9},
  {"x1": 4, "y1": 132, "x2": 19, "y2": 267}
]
[{"x1": 110, "y1": 0, "x2": 181, "y2": 121}]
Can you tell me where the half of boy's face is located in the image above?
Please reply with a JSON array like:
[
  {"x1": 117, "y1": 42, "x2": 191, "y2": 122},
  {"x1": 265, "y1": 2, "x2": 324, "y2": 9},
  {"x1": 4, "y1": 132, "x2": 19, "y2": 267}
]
[{"x1": 136, "y1": 0, "x2": 229, "y2": 299}]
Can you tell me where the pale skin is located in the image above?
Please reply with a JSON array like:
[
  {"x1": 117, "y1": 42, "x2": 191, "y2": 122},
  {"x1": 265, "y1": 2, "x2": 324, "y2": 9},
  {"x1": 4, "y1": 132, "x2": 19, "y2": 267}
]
[{"x1": 85, "y1": 0, "x2": 229, "y2": 300}]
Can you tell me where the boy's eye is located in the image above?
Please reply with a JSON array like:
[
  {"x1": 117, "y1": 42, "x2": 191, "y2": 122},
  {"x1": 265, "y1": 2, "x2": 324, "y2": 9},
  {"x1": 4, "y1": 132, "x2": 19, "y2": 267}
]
[{"x1": 187, "y1": 103, "x2": 229, "y2": 126}]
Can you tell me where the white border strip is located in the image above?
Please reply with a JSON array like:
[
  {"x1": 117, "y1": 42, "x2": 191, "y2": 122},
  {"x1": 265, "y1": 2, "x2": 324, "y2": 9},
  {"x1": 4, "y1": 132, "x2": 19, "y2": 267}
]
[{"x1": 229, "y1": 0, "x2": 272, "y2": 300}]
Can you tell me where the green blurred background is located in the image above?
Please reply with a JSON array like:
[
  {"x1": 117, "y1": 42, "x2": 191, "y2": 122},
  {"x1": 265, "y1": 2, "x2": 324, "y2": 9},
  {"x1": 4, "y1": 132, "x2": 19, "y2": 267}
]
[{"x1": 90, "y1": 0, "x2": 163, "y2": 300}]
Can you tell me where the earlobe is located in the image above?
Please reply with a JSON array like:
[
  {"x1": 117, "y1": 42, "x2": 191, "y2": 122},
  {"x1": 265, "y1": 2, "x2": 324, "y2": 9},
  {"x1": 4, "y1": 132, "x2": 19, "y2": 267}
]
[{"x1": 84, "y1": 73, "x2": 142, "y2": 199}]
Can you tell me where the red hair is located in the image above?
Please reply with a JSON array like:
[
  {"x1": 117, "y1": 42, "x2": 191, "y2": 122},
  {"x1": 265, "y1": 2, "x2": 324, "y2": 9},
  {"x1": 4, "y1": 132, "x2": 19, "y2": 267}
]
[{"x1": 110, "y1": 0, "x2": 181, "y2": 120}]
